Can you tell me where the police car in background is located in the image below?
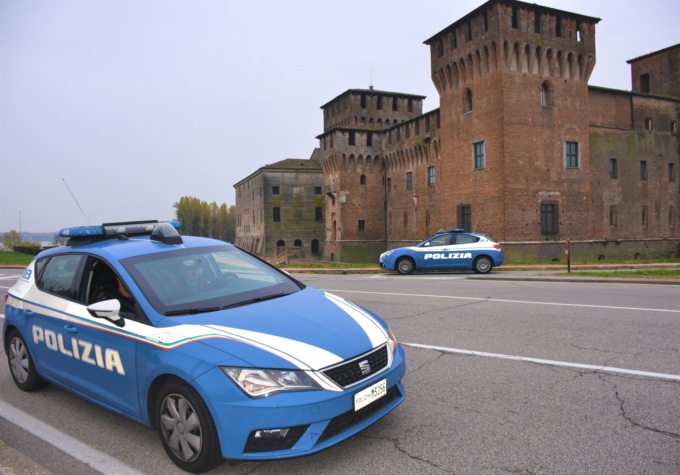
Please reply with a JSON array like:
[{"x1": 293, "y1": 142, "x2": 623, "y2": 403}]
[
  {"x1": 380, "y1": 228, "x2": 503, "y2": 275},
  {"x1": 3, "y1": 221, "x2": 405, "y2": 473}
]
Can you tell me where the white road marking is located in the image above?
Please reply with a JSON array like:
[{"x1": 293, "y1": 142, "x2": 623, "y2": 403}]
[
  {"x1": 0, "y1": 399, "x2": 144, "y2": 475},
  {"x1": 321, "y1": 288, "x2": 680, "y2": 314},
  {"x1": 403, "y1": 342, "x2": 680, "y2": 382}
]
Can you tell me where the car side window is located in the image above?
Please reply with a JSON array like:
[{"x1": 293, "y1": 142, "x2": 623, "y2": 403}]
[
  {"x1": 427, "y1": 234, "x2": 452, "y2": 247},
  {"x1": 36, "y1": 254, "x2": 84, "y2": 299},
  {"x1": 83, "y1": 258, "x2": 147, "y2": 324},
  {"x1": 455, "y1": 234, "x2": 480, "y2": 245}
]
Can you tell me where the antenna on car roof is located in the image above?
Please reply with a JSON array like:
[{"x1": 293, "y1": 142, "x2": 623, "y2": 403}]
[{"x1": 62, "y1": 178, "x2": 90, "y2": 225}]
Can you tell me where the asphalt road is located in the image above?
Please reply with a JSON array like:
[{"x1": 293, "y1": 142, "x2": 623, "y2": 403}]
[{"x1": 1, "y1": 269, "x2": 679, "y2": 474}]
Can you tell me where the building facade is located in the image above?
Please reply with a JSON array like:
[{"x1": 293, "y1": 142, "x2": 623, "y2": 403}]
[
  {"x1": 234, "y1": 156, "x2": 325, "y2": 259},
  {"x1": 236, "y1": 0, "x2": 680, "y2": 263}
]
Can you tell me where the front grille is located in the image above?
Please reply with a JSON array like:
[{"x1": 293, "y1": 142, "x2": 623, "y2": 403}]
[
  {"x1": 318, "y1": 385, "x2": 402, "y2": 443},
  {"x1": 323, "y1": 345, "x2": 388, "y2": 388}
]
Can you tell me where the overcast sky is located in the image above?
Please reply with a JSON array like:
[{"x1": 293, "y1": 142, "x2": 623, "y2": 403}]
[{"x1": 1, "y1": 0, "x2": 678, "y2": 234}]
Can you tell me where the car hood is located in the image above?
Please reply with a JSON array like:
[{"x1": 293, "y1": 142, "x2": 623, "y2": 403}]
[{"x1": 154, "y1": 288, "x2": 390, "y2": 371}]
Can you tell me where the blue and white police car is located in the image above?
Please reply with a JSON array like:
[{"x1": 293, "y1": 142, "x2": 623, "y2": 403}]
[
  {"x1": 3, "y1": 221, "x2": 405, "y2": 473},
  {"x1": 380, "y1": 228, "x2": 503, "y2": 275}
]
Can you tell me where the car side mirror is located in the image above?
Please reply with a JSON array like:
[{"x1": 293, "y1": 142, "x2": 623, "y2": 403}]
[
  {"x1": 423, "y1": 242, "x2": 430, "y2": 247},
  {"x1": 87, "y1": 299, "x2": 125, "y2": 327}
]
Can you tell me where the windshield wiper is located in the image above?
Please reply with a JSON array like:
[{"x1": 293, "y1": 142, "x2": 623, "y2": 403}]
[
  {"x1": 165, "y1": 306, "x2": 220, "y2": 316},
  {"x1": 221, "y1": 292, "x2": 289, "y2": 310}
]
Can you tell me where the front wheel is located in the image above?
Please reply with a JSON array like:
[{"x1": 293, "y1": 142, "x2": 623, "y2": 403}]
[
  {"x1": 396, "y1": 257, "x2": 415, "y2": 275},
  {"x1": 156, "y1": 379, "x2": 223, "y2": 473},
  {"x1": 473, "y1": 256, "x2": 493, "y2": 274},
  {"x1": 7, "y1": 329, "x2": 47, "y2": 391}
]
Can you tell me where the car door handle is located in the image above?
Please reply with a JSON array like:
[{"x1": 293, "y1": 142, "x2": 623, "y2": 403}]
[
  {"x1": 64, "y1": 325, "x2": 78, "y2": 334},
  {"x1": 23, "y1": 310, "x2": 34, "y2": 317}
]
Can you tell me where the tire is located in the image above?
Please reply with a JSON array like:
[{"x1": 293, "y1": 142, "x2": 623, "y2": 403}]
[
  {"x1": 396, "y1": 257, "x2": 415, "y2": 275},
  {"x1": 473, "y1": 256, "x2": 493, "y2": 274},
  {"x1": 7, "y1": 329, "x2": 47, "y2": 391},
  {"x1": 156, "y1": 379, "x2": 223, "y2": 473}
]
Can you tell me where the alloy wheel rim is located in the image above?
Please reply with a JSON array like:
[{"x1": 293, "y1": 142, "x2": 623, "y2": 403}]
[
  {"x1": 9, "y1": 338, "x2": 29, "y2": 384},
  {"x1": 160, "y1": 393, "x2": 202, "y2": 462}
]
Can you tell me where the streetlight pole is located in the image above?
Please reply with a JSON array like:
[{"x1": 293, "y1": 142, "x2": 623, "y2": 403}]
[{"x1": 19, "y1": 210, "x2": 22, "y2": 242}]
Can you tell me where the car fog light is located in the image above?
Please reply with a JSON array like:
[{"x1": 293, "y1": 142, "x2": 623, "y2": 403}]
[{"x1": 254, "y1": 428, "x2": 290, "y2": 438}]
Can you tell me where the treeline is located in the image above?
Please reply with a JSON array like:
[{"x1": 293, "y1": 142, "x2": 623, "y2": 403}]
[{"x1": 173, "y1": 196, "x2": 236, "y2": 242}]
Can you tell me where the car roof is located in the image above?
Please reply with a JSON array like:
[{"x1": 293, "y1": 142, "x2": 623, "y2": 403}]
[{"x1": 39, "y1": 220, "x2": 231, "y2": 263}]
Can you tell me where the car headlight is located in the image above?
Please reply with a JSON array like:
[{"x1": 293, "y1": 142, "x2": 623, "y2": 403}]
[
  {"x1": 381, "y1": 250, "x2": 393, "y2": 259},
  {"x1": 387, "y1": 328, "x2": 399, "y2": 357},
  {"x1": 222, "y1": 367, "x2": 322, "y2": 398}
]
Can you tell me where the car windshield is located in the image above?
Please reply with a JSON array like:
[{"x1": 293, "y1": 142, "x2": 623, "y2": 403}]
[{"x1": 122, "y1": 245, "x2": 303, "y2": 316}]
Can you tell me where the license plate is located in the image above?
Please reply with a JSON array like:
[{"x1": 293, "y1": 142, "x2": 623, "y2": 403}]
[{"x1": 354, "y1": 379, "x2": 387, "y2": 411}]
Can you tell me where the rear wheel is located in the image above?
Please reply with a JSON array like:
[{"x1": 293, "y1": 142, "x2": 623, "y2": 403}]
[
  {"x1": 396, "y1": 257, "x2": 415, "y2": 275},
  {"x1": 7, "y1": 329, "x2": 47, "y2": 391},
  {"x1": 156, "y1": 379, "x2": 223, "y2": 473},
  {"x1": 473, "y1": 256, "x2": 493, "y2": 274}
]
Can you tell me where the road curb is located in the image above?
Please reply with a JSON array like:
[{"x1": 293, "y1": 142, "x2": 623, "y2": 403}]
[{"x1": 0, "y1": 439, "x2": 53, "y2": 475}]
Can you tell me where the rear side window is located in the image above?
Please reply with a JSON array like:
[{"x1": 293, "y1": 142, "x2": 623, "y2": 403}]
[
  {"x1": 453, "y1": 234, "x2": 480, "y2": 245},
  {"x1": 36, "y1": 254, "x2": 84, "y2": 299}
]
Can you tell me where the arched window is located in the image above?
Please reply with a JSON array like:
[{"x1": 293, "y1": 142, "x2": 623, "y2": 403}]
[
  {"x1": 540, "y1": 81, "x2": 553, "y2": 107},
  {"x1": 294, "y1": 239, "x2": 302, "y2": 247},
  {"x1": 276, "y1": 240, "x2": 285, "y2": 247},
  {"x1": 463, "y1": 88, "x2": 473, "y2": 113}
]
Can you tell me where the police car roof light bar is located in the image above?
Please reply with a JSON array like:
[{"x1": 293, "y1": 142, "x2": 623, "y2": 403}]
[{"x1": 59, "y1": 220, "x2": 182, "y2": 244}]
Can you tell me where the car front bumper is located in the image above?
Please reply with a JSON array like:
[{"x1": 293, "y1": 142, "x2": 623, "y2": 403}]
[{"x1": 197, "y1": 345, "x2": 407, "y2": 461}]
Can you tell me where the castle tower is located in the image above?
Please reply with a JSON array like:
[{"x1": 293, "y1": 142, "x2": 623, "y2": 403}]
[
  {"x1": 425, "y1": 0, "x2": 600, "y2": 241},
  {"x1": 317, "y1": 88, "x2": 425, "y2": 260}
]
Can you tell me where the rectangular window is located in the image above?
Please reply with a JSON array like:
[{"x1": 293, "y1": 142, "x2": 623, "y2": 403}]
[
  {"x1": 534, "y1": 12, "x2": 541, "y2": 33},
  {"x1": 610, "y1": 205, "x2": 618, "y2": 226},
  {"x1": 541, "y1": 202, "x2": 559, "y2": 234},
  {"x1": 386, "y1": 177, "x2": 392, "y2": 192},
  {"x1": 272, "y1": 186, "x2": 280, "y2": 195},
  {"x1": 640, "y1": 160, "x2": 648, "y2": 180},
  {"x1": 642, "y1": 206, "x2": 648, "y2": 226},
  {"x1": 610, "y1": 158, "x2": 618, "y2": 179},
  {"x1": 273, "y1": 207, "x2": 281, "y2": 222},
  {"x1": 428, "y1": 166, "x2": 436, "y2": 186},
  {"x1": 360, "y1": 94, "x2": 367, "y2": 109},
  {"x1": 315, "y1": 207, "x2": 323, "y2": 222},
  {"x1": 315, "y1": 186, "x2": 322, "y2": 194},
  {"x1": 348, "y1": 131, "x2": 355, "y2": 146},
  {"x1": 392, "y1": 97, "x2": 398, "y2": 111},
  {"x1": 672, "y1": 121, "x2": 677, "y2": 135},
  {"x1": 640, "y1": 74, "x2": 650, "y2": 94},
  {"x1": 406, "y1": 172, "x2": 413, "y2": 190},
  {"x1": 408, "y1": 98, "x2": 413, "y2": 112},
  {"x1": 670, "y1": 206, "x2": 676, "y2": 228},
  {"x1": 669, "y1": 163, "x2": 676, "y2": 182},
  {"x1": 473, "y1": 141, "x2": 485, "y2": 169},
  {"x1": 644, "y1": 117, "x2": 653, "y2": 131},
  {"x1": 459, "y1": 205, "x2": 472, "y2": 232},
  {"x1": 566, "y1": 142, "x2": 579, "y2": 168},
  {"x1": 358, "y1": 220, "x2": 365, "y2": 232},
  {"x1": 367, "y1": 131, "x2": 373, "y2": 146},
  {"x1": 377, "y1": 96, "x2": 383, "y2": 110},
  {"x1": 511, "y1": 7, "x2": 519, "y2": 29},
  {"x1": 556, "y1": 15, "x2": 562, "y2": 37}
]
